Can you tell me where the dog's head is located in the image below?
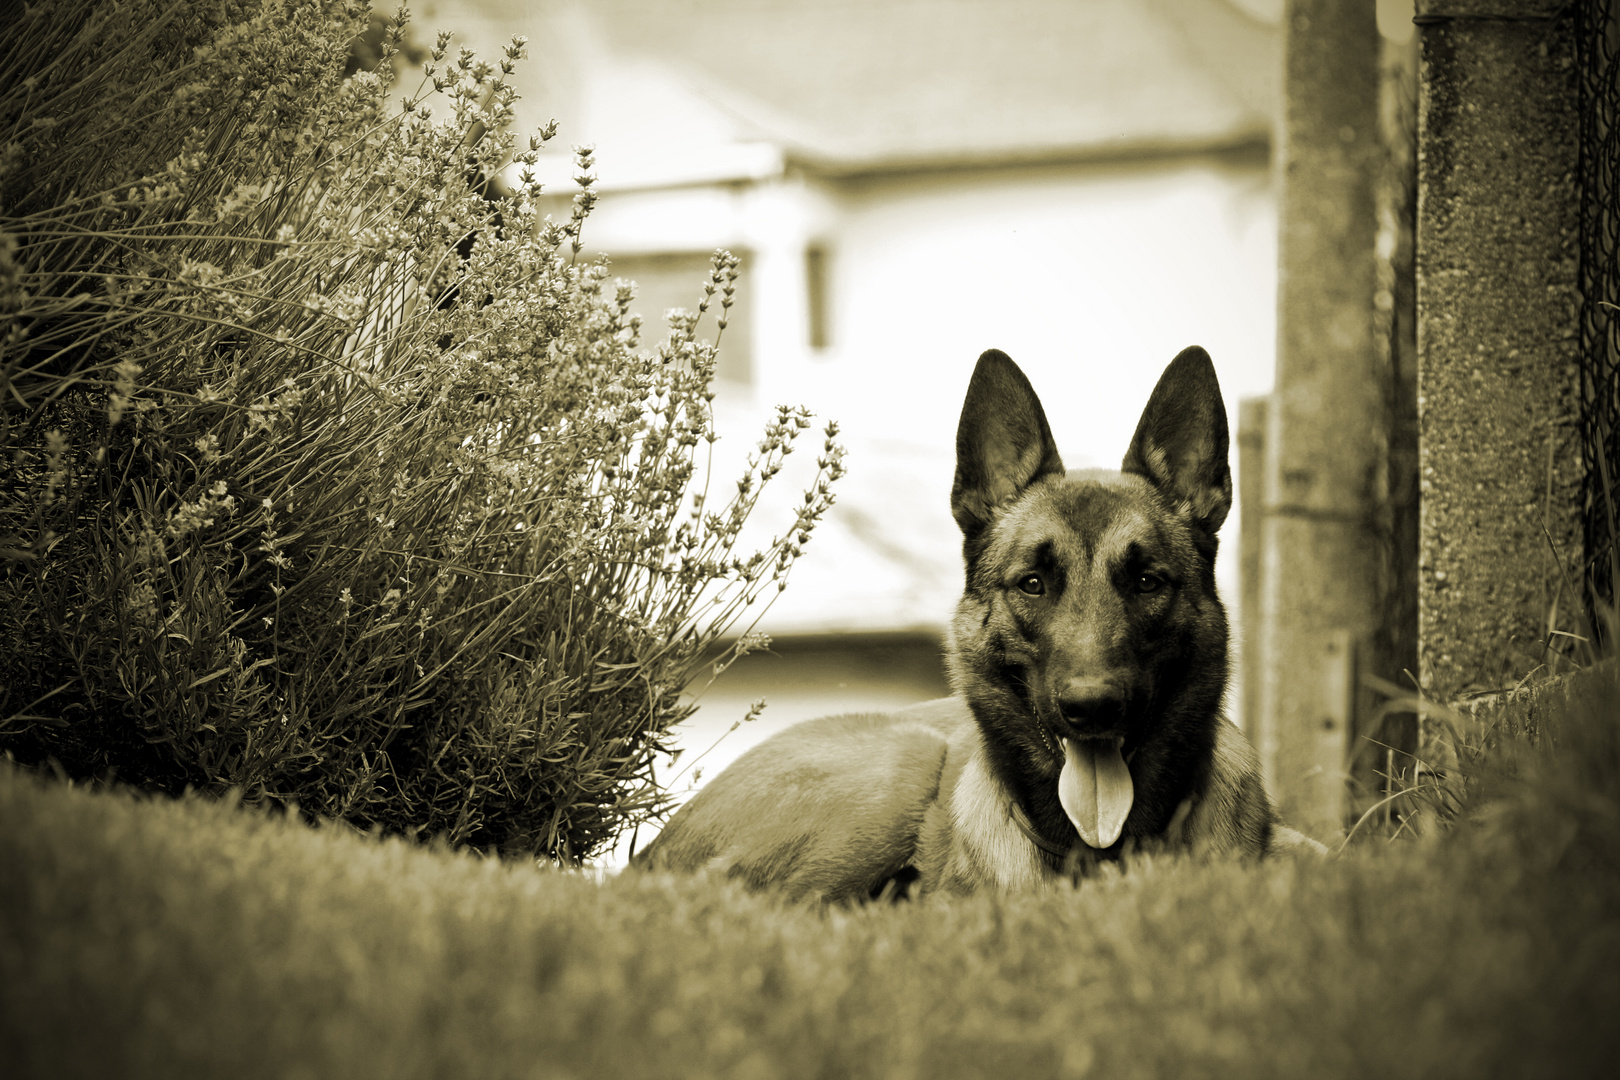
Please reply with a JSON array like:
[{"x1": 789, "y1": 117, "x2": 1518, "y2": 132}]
[{"x1": 948, "y1": 347, "x2": 1233, "y2": 849}]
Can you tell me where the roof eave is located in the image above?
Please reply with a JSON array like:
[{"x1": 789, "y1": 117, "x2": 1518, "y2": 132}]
[{"x1": 784, "y1": 131, "x2": 1274, "y2": 183}]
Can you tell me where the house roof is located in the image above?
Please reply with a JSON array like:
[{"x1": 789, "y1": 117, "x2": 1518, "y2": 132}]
[{"x1": 584, "y1": 0, "x2": 1278, "y2": 175}]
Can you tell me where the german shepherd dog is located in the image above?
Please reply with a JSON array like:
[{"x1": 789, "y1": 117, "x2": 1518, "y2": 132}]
[{"x1": 636, "y1": 348, "x2": 1325, "y2": 901}]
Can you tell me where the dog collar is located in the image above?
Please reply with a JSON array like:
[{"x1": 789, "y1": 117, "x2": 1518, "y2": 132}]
[{"x1": 1006, "y1": 800, "x2": 1078, "y2": 860}]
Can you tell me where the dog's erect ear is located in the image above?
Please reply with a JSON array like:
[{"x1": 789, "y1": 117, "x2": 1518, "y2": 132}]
[
  {"x1": 1122, "y1": 346, "x2": 1232, "y2": 535},
  {"x1": 952, "y1": 350, "x2": 1065, "y2": 544}
]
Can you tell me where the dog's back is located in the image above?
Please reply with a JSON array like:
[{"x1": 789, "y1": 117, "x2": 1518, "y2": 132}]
[
  {"x1": 635, "y1": 348, "x2": 1325, "y2": 898},
  {"x1": 641, "y1": 700, "x2": 960, "y2": 902}
]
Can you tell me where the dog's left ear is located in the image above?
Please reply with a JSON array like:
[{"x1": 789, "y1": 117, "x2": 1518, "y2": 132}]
[{"x1": 1122, "y1": 346, "x2": 1232, "y2": 536}]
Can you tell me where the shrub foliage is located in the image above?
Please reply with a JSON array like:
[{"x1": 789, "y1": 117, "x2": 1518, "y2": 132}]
[{"x1": 0, "y1": 0, "x2": 843, "y2": 860}]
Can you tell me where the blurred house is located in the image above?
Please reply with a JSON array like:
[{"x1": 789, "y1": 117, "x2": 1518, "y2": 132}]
[{"x1": 412, "y1": 0, "x2": 1282, "y2": 805}]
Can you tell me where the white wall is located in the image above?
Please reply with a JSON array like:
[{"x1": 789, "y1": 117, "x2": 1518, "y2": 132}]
[
  {"x1": 809, "y1": 156, "x2": 1277, "y2": 461},
  {"x1": 579, "y1": 155, "x2": 1278, "y2": 638}
]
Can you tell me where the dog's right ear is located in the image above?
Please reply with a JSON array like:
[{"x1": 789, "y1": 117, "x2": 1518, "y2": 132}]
[{"x1": 951, "y1": 350, "x2": 1065, "y2": 549}]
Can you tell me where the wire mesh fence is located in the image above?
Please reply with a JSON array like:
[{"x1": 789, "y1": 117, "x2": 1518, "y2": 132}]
[{"x1": 1577, "y1": 0, "x2": 1620, "y2": 621}]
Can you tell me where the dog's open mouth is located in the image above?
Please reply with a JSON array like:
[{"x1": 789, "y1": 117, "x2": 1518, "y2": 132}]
[{"x1": 1057, "y1": 736, "x2": 1133, "y2": 848}]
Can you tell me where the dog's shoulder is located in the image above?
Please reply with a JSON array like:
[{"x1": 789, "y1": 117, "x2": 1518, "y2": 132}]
[
  {"x1": 1177, "y1": 719, "x2": 1329, "y2": 857},
  {"x1": 636, "y1": 699, "x2": 970, "y2": 901},
  {"x1": 915, "y1": 722, "x2": 1050, "y2": 895}
]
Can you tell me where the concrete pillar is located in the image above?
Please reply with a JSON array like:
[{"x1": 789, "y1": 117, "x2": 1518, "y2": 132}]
[
  {"x1": 1414, "y1": 0, "x2": 1582, "y2": 701},
  {"x1": 1259, "y1": 0, "x2": 1382, "y2": 840},
  {"x1": 1238, "y1": 395, "x2": 1268, "y2": 739}
]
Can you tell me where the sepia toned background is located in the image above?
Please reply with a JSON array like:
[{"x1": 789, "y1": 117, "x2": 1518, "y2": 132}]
[{"x1": 6, "y1": 2, "x2": 1617, "y2": 1071}]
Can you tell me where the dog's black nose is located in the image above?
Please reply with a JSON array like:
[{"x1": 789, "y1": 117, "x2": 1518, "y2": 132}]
[{"x1": 1056, "y1": 677, "x2": 1128, "y2": 734}]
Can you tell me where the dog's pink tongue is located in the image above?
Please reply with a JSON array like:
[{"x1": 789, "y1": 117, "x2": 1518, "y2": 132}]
[{"x1": 1058, "y1": 737, "x2": 1134, "y2": 848}]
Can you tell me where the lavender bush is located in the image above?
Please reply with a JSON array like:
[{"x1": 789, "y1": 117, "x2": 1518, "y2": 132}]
[{"x1": 0, "y1": 0, "x2": 842, "y2": 860}]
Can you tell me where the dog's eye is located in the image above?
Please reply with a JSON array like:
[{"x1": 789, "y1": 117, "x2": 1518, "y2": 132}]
[
  {"x1": 1016, "y1": 574, "x2": 1045, "y2": 596},
  {"x1": 1135, "y1": 572, "x2": 1164, "y2": 594}
]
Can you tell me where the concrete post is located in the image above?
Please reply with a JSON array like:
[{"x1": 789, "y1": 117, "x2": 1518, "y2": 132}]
[
  {"x1": 1259, "y1": 0, "x2": 1382, "y2": 841},
  {"x1": 1414, "y1": 0, "x2": 1582, "y2": 701},
  {"x1": 1238, "y1": 395, "x2": 1268, "y2": 739}
]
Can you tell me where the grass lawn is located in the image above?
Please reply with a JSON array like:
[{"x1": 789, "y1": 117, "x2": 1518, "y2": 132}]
[{"x1": 3, "y1": 671, "x2": 1617, "y2": 1080}]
